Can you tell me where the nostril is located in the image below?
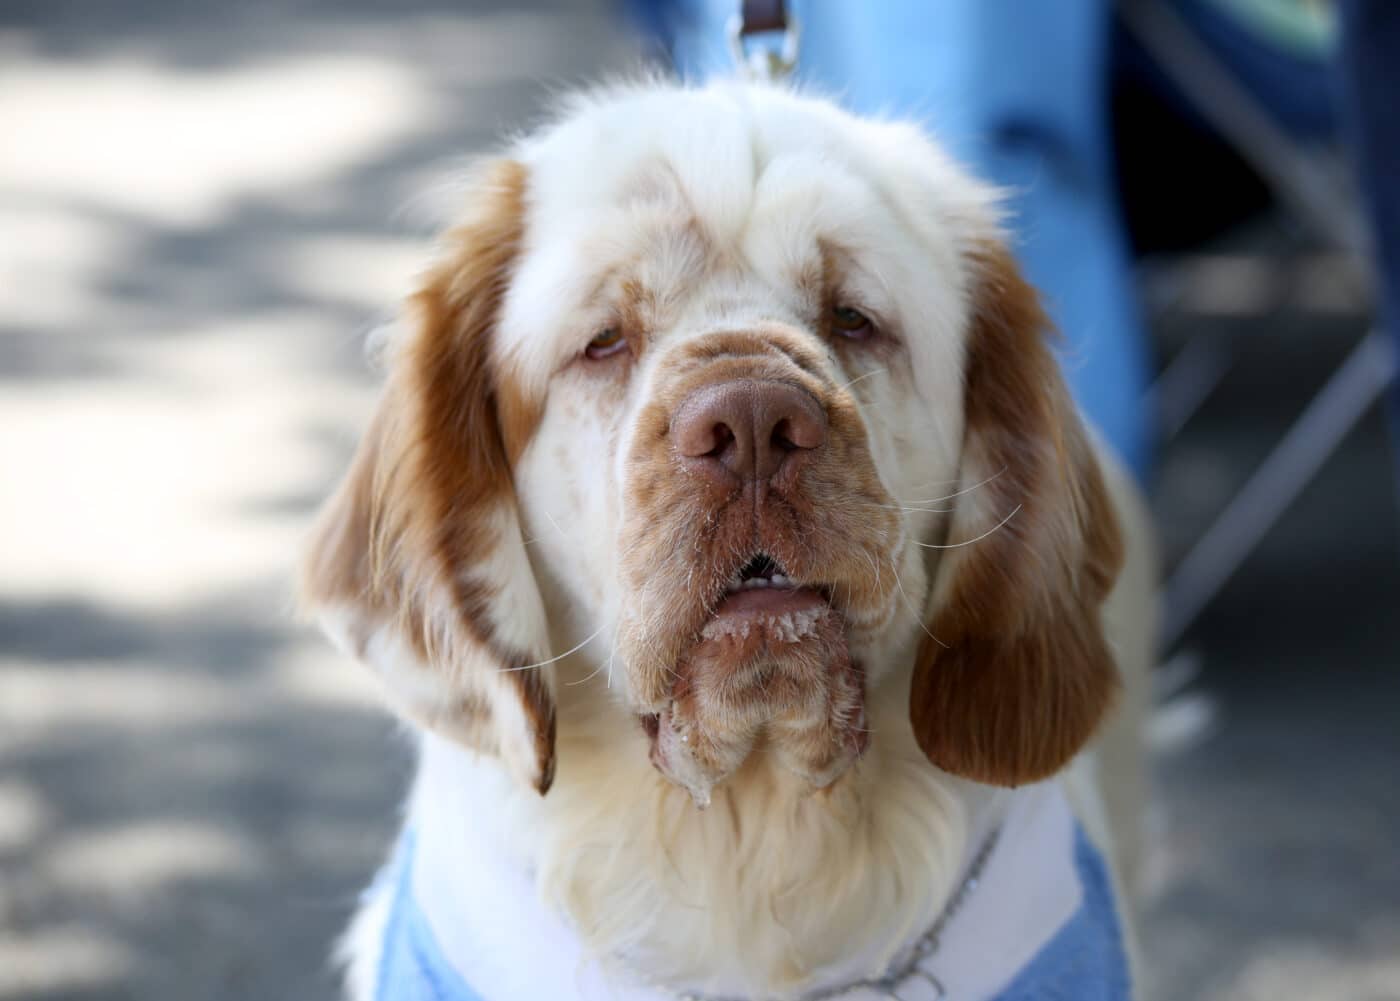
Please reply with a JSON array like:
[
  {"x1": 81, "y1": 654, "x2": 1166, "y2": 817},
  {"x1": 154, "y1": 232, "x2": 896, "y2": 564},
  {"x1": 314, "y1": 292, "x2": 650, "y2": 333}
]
[
  {"x1": 708, "y1": 422, "x2": 735, "y2": 458},
  {"x1": 674, "y1": 400, "x2": 737, "y2": 459},
  {"x1": 775, "y1": 407, "x2": 827, "y2": 452},
  {"x1": 771, "y1": 419, "x2": 800, "y2": 453}
]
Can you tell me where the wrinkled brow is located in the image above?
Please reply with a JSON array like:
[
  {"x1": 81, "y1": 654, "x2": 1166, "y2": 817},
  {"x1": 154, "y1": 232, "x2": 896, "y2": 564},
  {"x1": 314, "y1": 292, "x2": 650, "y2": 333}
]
[{"x1": 496, "y1": 205, "x2": 711, "y2": 390}]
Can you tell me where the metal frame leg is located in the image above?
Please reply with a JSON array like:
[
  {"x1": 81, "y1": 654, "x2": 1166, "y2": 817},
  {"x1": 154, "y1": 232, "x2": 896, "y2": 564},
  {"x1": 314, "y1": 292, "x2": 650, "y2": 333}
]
[{"x1": 1162, "y1": 331, "x2": 1396, "y2": 645}]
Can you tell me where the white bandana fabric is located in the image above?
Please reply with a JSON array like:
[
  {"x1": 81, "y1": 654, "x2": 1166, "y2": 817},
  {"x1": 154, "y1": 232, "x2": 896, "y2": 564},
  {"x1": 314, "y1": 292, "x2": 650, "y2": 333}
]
[{"x1": 370, "y1": 781, "x2": 1131, "y2": 1001}]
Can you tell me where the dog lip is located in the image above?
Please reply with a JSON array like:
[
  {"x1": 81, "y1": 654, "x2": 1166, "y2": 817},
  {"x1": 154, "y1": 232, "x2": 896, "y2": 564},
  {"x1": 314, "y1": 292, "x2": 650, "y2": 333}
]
[{"x1": 714, "y1": 585, "x2": 826, "y2": 616}]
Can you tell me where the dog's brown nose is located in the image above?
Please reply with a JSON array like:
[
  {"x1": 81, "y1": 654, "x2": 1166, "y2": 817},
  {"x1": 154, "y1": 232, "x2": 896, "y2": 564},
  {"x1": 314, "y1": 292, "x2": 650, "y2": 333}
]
[{"x1": 672, "y1": 380, "x2": 827, "y2": 482}]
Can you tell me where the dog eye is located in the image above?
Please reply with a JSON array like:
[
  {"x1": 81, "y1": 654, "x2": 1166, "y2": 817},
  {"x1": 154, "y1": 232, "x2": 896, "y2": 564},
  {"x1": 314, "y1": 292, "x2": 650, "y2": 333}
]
[
  {"x1": 831, "y1": 306, "x2": 874, "y2": 341},
  {"x1": 585, "y1": 327, "x2": 628, "y2": 360}
]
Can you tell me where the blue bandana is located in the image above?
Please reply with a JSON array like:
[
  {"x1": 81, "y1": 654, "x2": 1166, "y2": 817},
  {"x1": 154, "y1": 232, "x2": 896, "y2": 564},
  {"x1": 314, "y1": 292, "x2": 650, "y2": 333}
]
[
  {"x1": 988, "y1": 825, "x2": 1132, "y2": 1001},
  {"x1": 374, "y1": 834, "x2": 484, "y2": 1001},
  {"x1": 373, "y1": 824, "x2": 1129, "y2": 1001}
]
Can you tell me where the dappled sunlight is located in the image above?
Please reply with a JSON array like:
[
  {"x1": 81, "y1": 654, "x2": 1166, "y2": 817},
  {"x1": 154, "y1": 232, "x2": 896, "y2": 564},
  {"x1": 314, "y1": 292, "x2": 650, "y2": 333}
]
[
  {"x1": 271, "y1": 234, "x2": 429, "y2": 311},
  {"x1": 39, "y1": 821, "x2": 265, "y2": 896},
  {"x1": 1219, "y1": 934, "x2": 1400, "y2": 1001},
  {"x1": 283, "y1": 814, "x2": 403, "y2": 874},
  {"x1": 0, "y1": 10, "x2": 639, "y2": 993},
  {"x1": 0, "y1": 202, "x2": 126, "y2": 333},
  {"x1": 0, "y1": 335, "x2": 374, "y2": 607},
  {"x1": 0, "y1": 660, "x2": 257, "y2": 735},
  {"x1": 276, "y1": 640, "x2": 386, "y2": 713},
  {"x1": 0, "y1": 929, "x2": 136, "y2": 999},
  {"x1": 0, "y1": 52, "x2": 437, "y2": 227},
  {"x1": 0, "y1": 781, "x2": 52, "y2": 853}
]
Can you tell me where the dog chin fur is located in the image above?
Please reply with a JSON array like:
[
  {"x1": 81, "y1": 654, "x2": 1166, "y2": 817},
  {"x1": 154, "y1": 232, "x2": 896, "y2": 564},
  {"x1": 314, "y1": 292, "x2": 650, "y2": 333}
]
[{"x1": 342, "y1": 666, "x2": 981, "y2": 1001}]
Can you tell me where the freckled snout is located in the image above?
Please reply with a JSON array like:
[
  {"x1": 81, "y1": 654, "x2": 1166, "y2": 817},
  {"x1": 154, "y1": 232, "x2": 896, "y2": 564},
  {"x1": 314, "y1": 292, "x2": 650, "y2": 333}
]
[
  {"x1": 620, "y1": 340, "x2": 903, "y2": 800},
  {"x1": 671, "y1": 380, "x2": 827, "y2": 484}
]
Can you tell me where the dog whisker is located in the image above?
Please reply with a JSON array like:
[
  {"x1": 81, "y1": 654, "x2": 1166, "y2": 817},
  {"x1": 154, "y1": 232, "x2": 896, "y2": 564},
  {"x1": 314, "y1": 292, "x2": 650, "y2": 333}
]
[
  {"x1": 541, "y1": 507, "x2": 574, "y2": 543},
  {"x1": 914, "y1": 504, "x2": 1022, "y2": 550},
  {"x1": 604, "y1": 615, "x2": 623, "y2": 691},
  {"x1": 875, "y1": 503, "x2": 957, "y2": 514},
  {"x1": 567, "y1": 659, "x2": 610, "y2": 686},
  {"x1": 895, "y1": 466, "x2": 1008, "y2": 506},
  {"x1": 524, "y1": 506, "x2": 577, "y2": 548},
  {"x1": 890, "y1": 551, "x2": 949, "y2": 650},
  {"x1": 836, "y1": 367, "x2": 886, "y2": 394},
  {"x1": 500, "y1": 621, "x2": 610, "y2": 672}
]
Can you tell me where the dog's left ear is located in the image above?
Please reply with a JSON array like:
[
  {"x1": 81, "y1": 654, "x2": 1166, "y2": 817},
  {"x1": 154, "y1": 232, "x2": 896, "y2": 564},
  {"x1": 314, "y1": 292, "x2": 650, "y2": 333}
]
[
  {"x1": 300, "y1": 160, "x2": 559, "y2": 794},
  {"x1": 909, "y1": 243, "x2": 1125, "y2": 787}
]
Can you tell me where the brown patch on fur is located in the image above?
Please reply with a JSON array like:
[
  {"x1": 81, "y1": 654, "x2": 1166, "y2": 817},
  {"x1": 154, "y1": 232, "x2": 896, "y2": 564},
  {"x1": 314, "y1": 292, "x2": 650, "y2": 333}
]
[
  {"x1": 617, "y1": 276, "x2": 655, "y2": 357},
  {"x1": 301, "y1": 159, "x2": 557, "y2": 794},
  {"x1": 908, "y1": 243, "x2": 1124, "y2": 787}
]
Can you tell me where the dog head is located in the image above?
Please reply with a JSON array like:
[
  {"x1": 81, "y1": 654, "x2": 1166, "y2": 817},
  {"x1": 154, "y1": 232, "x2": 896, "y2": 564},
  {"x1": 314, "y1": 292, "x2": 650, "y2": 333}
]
[{"x1": 301, "y1": 83, "x2": 1123, "y2": 803}]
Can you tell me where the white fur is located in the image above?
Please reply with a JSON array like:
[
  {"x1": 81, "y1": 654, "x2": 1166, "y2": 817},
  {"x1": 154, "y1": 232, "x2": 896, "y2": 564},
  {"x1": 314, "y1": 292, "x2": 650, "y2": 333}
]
[
  {"x1": 503, "y1": 82, "x2": 994, "y2": 708},
  {"x1": 329, "y1": 80, "x2": 1156, "y2": 1000}
]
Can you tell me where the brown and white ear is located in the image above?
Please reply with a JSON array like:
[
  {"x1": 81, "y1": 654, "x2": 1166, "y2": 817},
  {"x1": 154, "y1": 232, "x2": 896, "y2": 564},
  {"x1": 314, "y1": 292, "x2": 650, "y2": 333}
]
[
  {"x1": 909, "y1": 243, "x2": 1125, "y2": 787},
  {"x1": 300, "y1": 159, "x2": 558, "y2": 794}
]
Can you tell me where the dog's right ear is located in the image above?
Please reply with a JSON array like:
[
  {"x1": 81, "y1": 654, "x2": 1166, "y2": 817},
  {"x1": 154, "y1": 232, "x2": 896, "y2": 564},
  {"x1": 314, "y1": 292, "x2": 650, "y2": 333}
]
[
  {"x1": 300, "y1": 159, "x2": 559, "y2": 794},
  {"x1": 908, "y1": 242, "x2": 1124, "y2": 788}
]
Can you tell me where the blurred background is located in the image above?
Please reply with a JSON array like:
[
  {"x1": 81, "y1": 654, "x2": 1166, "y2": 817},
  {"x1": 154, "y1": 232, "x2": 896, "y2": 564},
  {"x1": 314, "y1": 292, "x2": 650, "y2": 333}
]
[{"x1": 1, "y1": 1, "x2": 1396, "y2": 1000}]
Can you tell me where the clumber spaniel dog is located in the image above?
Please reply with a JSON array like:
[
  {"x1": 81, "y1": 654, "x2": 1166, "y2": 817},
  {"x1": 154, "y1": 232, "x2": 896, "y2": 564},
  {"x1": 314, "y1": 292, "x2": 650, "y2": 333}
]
[{"x1": 302, "y1": 81, "x2": 1156, "y2": 1001}]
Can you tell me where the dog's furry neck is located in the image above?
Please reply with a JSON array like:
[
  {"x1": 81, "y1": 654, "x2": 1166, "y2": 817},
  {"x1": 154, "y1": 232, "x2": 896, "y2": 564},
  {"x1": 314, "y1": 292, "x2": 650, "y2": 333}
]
[{"x1": 403, "y1": 668, "x2": 992, "y2": 999}]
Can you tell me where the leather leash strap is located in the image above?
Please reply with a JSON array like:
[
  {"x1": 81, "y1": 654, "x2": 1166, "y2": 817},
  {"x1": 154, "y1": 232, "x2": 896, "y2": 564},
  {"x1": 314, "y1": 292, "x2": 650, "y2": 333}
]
[
  {"x1": 729, "y1": 0, "x2": 797, "y2": 81},
  {"x1": 739, "y1": 0, "x2": 788, "y2": 36}
]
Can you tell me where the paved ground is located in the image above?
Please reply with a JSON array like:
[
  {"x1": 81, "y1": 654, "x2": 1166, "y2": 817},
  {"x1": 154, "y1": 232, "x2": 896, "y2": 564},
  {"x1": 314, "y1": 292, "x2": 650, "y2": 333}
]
[{"x1": 1, "y1": 3, "x2": 1397, "y2": 1000}]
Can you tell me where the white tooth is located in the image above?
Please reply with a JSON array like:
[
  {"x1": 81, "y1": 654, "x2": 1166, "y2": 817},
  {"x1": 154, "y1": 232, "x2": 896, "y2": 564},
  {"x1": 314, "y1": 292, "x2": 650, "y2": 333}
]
[{"x1": 771, "y1": 574, "x2": 790, "y2": 587}]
